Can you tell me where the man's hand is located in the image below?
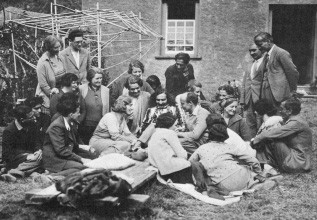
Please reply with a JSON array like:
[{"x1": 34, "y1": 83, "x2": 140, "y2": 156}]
[{"x1": 51, "y1": 88, "x2": 59, "y2": 94}]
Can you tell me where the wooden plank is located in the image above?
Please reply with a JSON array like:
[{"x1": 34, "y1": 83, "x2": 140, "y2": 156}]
[
  {"x1": 112, "y1": 160, "x2": 157, "y2": 192},
  {"x1": 25, "y1": 185, "x2": 61, "y2": 205},
  {"x1": 25, "y1": 160, "x2": 156, "y2": 206}
]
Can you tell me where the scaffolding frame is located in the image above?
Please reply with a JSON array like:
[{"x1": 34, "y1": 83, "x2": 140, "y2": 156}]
[{"x1": 7, "y1": 1, "x2": 162, "y2": 87}]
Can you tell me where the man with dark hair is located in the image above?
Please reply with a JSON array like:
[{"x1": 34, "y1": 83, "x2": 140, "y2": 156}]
[
  {"x1": 60, "y1": 28, "x2": 91, "y2": 83},
  {"x1": 210, "y1": 84, "x2": 236, "y2": 114},
  {"x1": 134, "y1": 88, "x2": 182, "y2": 148},
  {"x1": 252, "y1": 97, "x2": 313, "y2": 174},
  {"x1": 24, "y1": 96, "x2": 51, "y2": 146},
  {"x1": 240, "y1": 43, "x2": 266, "y2": 137},
  {"x1": 177, "y1": 92, "x2": 210, "y2": 153},
  {"x1": 165, "y1": 52, "x2": 195, "y2": 98},
  {"x1": 254, "y1": 32, "x2": 299, "y2": 106},
  {"x1": 1, "y1": 105, "x2": 42, "y2": 181}
]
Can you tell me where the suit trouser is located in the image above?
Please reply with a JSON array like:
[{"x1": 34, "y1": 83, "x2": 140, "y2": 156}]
[
  {"x1": 243, "y1": 101, "x2": 262, "y2": 138},
  {"x1": 256, "y1": 141, "x2": 309, "y2": 173}
]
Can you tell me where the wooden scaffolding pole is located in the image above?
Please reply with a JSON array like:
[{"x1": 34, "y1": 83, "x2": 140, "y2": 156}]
[
  {"x1": 11, "y1": 31, "x2": 17, "y2": 102},
  {"x1": 97, "y1": 2, "x2": 101, "y2": 68}
]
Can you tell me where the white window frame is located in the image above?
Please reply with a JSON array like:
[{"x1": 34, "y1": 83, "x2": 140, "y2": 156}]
[{"x1": 165, "y1": 19, "x2": 195, "y2": 55}]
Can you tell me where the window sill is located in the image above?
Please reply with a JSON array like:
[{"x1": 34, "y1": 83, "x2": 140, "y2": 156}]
[{"x1": 155, "y1": 56, "x2": 202, "y2": 60}]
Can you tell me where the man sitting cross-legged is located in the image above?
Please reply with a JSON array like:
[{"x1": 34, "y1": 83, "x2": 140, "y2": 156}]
[
  {"x1": 134, "y1": 88, "x2": 182, "y2": 148},
  {"x1": 1, "y1": 105, "x2": 43, "y2": 181},
  {"x1": 252, "y1": 97, "x2": 313, "y2": 174},
  {"x1": 177, "y1": 92, "x2": 210, "y2": 154}
]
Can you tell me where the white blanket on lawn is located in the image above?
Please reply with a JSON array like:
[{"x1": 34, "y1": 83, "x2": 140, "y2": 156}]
[{"x1": 146, "y1": 166, "x2": 254, "y2": 206}]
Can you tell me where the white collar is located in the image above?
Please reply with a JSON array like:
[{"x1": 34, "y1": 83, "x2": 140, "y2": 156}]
[
  {"x1": 268, "y1": 44, "x2": 275, "y2": 57},
  {"x1": 192, "y1": 105, "x2": 200, "y2": 116},
  {"x1": 63, "y1": 117, "x2": 71, "y2": 131},
  {"x1": 14, "y1": 119, "x2": 23, "y2": 131}
]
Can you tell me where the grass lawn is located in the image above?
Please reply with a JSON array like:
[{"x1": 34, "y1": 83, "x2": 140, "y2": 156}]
[{"x1": 0, "y1": 99, "x2": 317, "y2": 220}]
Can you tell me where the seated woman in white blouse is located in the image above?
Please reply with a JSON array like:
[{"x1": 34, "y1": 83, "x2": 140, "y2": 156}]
[
  {"x1": 89, "y1": 95, "x2": 138, "y2": 156},
  {"x1": 148, "y1": 112, "x2": 193, "y2": 184}
]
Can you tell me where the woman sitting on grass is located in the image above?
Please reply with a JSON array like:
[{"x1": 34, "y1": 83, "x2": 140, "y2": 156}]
[
  {"x1": 189, "y1": 113, "x2": 264, "y2": 192},
  {"x1": 148, "y1": 112, "x2": 193, "y2": 184},
  {"x1": 42, "y1": 94, "x2": 93, "y2": 176},
  {"x1": 221, "y1": 98, "x2": 251, "y2": 141},
  {"x1": 89, "y1": 95, "x2": 138, "y2": 156}
]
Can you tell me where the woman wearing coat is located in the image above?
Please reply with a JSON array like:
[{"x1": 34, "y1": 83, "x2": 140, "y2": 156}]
[
  {"x1": 78, "y1": 67, "x2": 110, "y2": 144},
  {"x1": 36, "y1": 35, "x2": 66, "y2": 115},
  {"x1": 42, "y1": 93, "x2": 93, "y2": 176},
  {"x1": 221, "y1": 98, "x2": 252, "y2": 141}
]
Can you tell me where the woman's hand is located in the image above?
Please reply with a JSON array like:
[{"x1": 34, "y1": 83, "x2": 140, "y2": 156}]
[{"x1": 51, "y1": 88, "x2": 59, "y2": 94}]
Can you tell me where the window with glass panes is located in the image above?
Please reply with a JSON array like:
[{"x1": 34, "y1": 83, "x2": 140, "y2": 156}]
[{"x1": 165, "y1": 0, "x2": 196, "y2": 54}]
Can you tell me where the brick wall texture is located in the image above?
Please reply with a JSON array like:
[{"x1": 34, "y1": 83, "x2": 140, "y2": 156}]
[{"x1": 83, "y1": 0, "x2": 268, "y2": 99}]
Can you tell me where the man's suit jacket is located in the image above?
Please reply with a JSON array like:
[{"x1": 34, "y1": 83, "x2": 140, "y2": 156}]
[
  {"x1": 42, "y1": 116, "x2": 83, "y2": 172},
  {"x1": 266, "y1": 45, "x2": 299, "y2": 102},
  {"x1": 240, "y1": 57, "x2": 267, "y2": 106},
  {"x1": 60, "y1": 47, "x2": 91, "y2": 83}
]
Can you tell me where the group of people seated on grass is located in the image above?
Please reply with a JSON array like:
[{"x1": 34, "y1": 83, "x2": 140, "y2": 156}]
[{"x1": 0, "y1": 40, "x2": 312, "y2": 197}]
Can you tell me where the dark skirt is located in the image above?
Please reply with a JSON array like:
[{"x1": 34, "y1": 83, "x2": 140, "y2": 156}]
[{"x1": 161, "y1": 166, "x2": 194, "y2": 184}]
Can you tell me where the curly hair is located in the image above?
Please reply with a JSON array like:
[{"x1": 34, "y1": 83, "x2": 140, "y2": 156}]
[
  {"x1": 149, "y1": 88, "x2": 175, "y2": 108},
  {"x1": 60, "y1": 73, "x2": 79, "y2": 87},
  {"x1": 112, "y1": 95, "x2": 132, "y2": 113},
  {"x1": 218, "y1": 84, "x2": 235, "y2": 97},
  {"x1": 124, "y1": 75, "x2": 143, "y2": 89},
  {"x1": 283, "y1": 97, "x2": 301, "y2": 115},
  {"x1": 155, "y1": 112, "x2": 177, "y2": 129},
  {"x1": 127, "y1": 60, "x2": 144, "y2": 74},
  {"x1": 253, "y1": 99, "x2": 277, "y2": 116},
  {"x1": 175, "y1": 53, "x2": 190, "y2": 65}
]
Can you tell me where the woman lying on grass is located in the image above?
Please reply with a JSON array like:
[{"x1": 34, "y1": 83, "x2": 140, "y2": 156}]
[
  {"x1": 189, "y1": 113, "x2": 265, "y2": 193},
  {"x1": 148, "y1": 112, "x2": 193, "y2": 184}
]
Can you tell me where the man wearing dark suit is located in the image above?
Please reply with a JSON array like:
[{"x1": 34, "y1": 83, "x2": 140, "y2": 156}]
[
  {"x1": 240, "y1": 43, "x2": 266, "y2": 137},
  {"x1": 60, "y1": 28, "x2": 91, "y2": 84},
  {"x1": 254, "y1": 32, "x2": 299, "y2": 106}
]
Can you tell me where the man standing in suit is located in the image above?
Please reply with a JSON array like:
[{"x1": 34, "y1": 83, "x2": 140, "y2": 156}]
[
  {"x1": 254, "y1": 32, "x2": 299, "y2": 106},
  {"x1": 60, "y1": 28, "x2": 91, "y2": 84},
  {"x1": 240, "y1": 43, "x2": 265, "y2": 137}
]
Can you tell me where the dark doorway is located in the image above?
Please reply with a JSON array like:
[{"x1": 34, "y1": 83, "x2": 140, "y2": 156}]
[{"x1": 270, "y1": 5, "x2": 317, "y2": 84}]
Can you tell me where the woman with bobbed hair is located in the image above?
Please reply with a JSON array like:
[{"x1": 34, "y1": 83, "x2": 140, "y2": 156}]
[
  {"x1": 189, "y1": 113, "x2": 263, "y2": 192},
  {"x1": 110, "y1": 60, "x2": 154, "y2": 106},
  {"x1": 35, "y1": 35, "x2": 66, "y2": 115},
  {"x1": 78, "y1": 67, "x2": 110, "y2": 144},
  {"x1": 89, "y1": 95, "x2": 138, "y2": 156},
  {"x1": 42, "y1": 93, "x2": 93, "y2": 176},
  {"x1": 148, "y1": 112, "x2": 193, "y2": 184}
]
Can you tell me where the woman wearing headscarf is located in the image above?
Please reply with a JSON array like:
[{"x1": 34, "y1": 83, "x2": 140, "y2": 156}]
[
  {"x1": 36, "y1": 35, "x2": 66, "y2": 115},
  {"x1": 189, "y1": 113, "x2": 263, "y2": 192}
]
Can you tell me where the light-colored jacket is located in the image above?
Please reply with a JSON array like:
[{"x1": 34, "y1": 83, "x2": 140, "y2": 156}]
[
  {"x1": 60, "y1": 47, "x2": 91, "y2": 83},
  {"x1": 148, "y1": 128, "x2": 190, "y2": 175},
  {"x1": 35, "y1": 52, "x2": 66, "y2": 108}
]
